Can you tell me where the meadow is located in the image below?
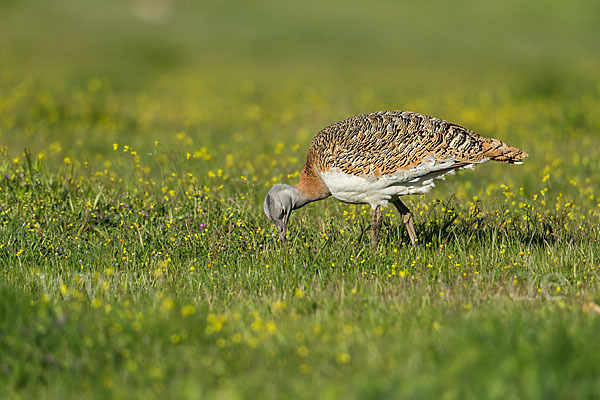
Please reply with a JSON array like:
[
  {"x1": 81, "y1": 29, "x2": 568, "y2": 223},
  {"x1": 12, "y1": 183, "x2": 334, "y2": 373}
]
[{"x1": 1, "y1": 0, "x2": 600, "y2": 398}]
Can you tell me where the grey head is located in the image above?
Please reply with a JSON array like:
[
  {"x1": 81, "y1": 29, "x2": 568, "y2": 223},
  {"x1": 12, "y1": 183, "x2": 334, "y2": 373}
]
[{"x1": 264, "y1": 184, "x2": 300, "y2": 243}]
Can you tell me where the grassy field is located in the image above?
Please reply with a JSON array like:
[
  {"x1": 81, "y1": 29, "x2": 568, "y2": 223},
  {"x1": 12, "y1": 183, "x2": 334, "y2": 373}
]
[{"x1": 1, "y1": 0, "x2": 600, "y2": 398}]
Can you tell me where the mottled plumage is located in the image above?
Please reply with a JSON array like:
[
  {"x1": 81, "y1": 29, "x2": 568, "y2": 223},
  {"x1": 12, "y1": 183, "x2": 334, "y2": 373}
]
[{"x1": 265, "y1": 110, "x2": 527, "y2": 247}]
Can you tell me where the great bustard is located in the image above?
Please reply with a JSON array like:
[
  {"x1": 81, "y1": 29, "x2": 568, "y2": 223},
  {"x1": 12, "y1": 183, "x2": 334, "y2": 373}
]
[{"x1": 264, "y1": 111, "x2": 527, "y2": 248}]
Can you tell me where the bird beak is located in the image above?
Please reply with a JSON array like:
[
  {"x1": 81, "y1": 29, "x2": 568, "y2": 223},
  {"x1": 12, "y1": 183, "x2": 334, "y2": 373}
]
[
  {"x1": 276, "y1": 223, "x2": 287, "y2": 243},
  {"x1": 275, "y1": 212, "x2": 290, "y2": 243}
]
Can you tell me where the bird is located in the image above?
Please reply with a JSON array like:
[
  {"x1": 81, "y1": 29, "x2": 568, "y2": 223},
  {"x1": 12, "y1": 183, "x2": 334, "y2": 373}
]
[{"x1": 264, "y1": 110, "x2": 528, "y2": 249}]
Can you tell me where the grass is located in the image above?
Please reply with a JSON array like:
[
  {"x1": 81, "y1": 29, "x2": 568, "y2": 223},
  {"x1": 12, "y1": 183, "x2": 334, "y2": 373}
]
[{"x1": 1, "y1": 0, "x2": 600, "y2": 398}]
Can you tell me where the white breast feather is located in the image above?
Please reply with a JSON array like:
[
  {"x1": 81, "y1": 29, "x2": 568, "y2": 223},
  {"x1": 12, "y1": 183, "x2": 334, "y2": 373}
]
[{"x1": 319, "y1": 155, "x2": 488, "y2": 207}]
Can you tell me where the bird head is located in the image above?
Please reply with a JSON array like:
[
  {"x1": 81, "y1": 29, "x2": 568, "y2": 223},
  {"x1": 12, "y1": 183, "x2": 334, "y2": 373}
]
[{"x1": 264, "y1": 184, "x2": 296, "y2": 243}]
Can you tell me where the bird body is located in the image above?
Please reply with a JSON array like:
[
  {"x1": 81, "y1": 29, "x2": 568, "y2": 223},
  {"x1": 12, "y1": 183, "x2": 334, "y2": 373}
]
[{"x1": 264, "y1": 110, "x2": 527, "y2": 247}]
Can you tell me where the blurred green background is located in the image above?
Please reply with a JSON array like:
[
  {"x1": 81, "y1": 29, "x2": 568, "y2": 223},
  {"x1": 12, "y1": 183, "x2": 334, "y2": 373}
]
[{"x1": 2, "y1": 0, "x2": 599, "y2": 91}]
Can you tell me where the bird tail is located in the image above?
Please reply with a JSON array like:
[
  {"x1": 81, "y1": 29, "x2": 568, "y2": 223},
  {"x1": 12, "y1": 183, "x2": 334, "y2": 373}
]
[{"x1": 482, "y1": 137, "x2": 528, "y2": 164}]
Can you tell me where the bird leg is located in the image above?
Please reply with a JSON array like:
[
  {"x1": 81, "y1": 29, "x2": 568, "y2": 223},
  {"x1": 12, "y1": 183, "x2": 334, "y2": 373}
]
[
  {"x1": 370, "y1": 206, "x2": 383, "y2": 252},
  {"x1": 392, "y1": 198, "x2": 417, "y2": 246}
]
